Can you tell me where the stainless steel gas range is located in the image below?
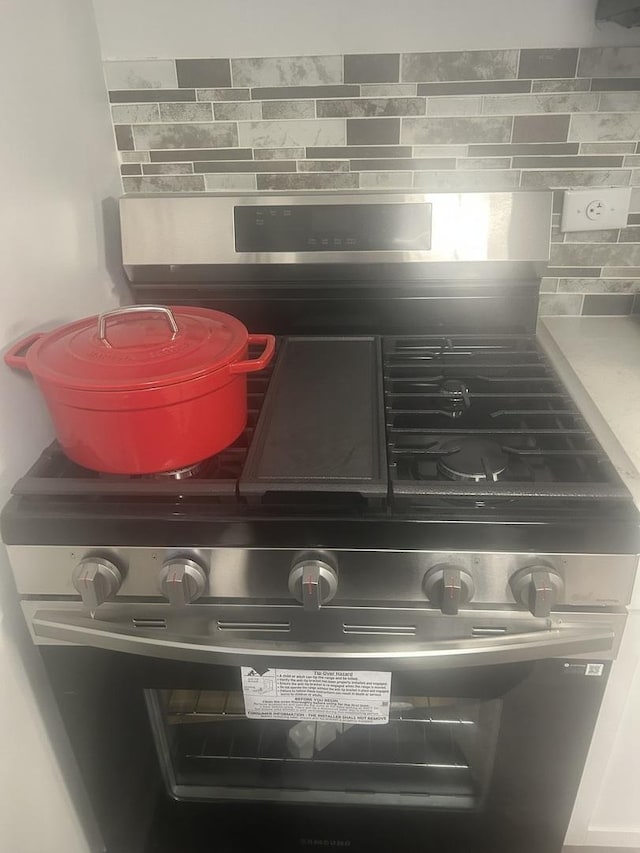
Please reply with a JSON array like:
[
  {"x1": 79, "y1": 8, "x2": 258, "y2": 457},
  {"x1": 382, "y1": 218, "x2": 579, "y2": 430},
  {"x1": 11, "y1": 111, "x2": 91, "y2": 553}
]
[{"x1": 2, "y1": 191, "x2": 638, "y2": 853}]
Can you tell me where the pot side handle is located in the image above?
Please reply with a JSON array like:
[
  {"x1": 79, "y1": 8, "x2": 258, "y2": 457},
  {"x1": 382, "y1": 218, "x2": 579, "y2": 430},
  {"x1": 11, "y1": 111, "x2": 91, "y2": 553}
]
[
  {"x1": 229, "y1": 334, "x2": 276, "y2": 375},
  {"x1": 4, "y1": 332, "x2": 45, "y2": 372}
]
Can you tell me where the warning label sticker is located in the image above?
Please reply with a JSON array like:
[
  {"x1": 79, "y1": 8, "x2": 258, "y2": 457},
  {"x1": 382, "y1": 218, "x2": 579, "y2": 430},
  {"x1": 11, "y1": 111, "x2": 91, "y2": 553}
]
[{"x1": 240, "y1": 668, "x2": 392, "y2": 725}]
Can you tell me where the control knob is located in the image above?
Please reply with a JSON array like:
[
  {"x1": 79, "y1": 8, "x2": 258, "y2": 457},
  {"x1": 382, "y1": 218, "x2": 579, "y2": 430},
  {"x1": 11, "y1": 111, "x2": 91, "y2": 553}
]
[
  {"x1": 288, "y1": 556, "x2": 338, "y2": 611},
  {"x1": 423, "y1": 564, "x2": 474, "y2": 615},
  {"x1": 510, "y1": 565, "x2": 564, "y2": 618},
  {"x1": 72, "y1": 556, "x2": 122, "y2": 611},
  {"x1": 159, "y1": 557, "x2": 207, "y2": 606}
]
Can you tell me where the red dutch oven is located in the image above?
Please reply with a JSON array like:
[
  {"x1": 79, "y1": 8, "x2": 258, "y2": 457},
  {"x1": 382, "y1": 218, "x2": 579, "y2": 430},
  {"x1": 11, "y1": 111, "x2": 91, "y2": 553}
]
[{"x1": 4, "y1": 305, "x2": 275, "y2": 474}]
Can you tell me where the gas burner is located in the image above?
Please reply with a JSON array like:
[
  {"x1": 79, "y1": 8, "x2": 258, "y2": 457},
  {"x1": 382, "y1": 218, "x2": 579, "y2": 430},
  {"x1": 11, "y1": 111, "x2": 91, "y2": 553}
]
[
  {"x1": 147, "y1": 460, "x2": 212, "y2": 481},
  {"x1": 437, "y1": 438, "x2": 508, "y2": 483}
]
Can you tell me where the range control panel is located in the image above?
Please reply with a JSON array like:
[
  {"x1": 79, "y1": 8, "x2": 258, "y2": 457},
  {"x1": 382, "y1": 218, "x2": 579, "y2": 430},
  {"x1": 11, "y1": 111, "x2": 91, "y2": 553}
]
[{"x1": 233, "y1": 203, "x2": 432, "y2": 253}]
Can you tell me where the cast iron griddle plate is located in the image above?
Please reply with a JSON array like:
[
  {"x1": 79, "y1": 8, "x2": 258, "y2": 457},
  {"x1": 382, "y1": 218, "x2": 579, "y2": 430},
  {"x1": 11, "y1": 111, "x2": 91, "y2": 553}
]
[{"x1": 239, "y1": 336, "x2": 387, "y2": 499}]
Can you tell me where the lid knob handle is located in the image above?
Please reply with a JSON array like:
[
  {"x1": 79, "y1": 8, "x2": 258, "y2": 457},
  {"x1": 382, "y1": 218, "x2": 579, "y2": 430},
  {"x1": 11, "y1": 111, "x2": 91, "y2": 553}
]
[{"x1": 97, "y1": 305, "x2": 179, "y2": 348}]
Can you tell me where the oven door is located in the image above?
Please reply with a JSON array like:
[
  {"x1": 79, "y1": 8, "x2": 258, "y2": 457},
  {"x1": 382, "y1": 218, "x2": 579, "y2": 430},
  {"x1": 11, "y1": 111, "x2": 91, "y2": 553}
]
[{"x1": 34, "y1": 607, "x2": 617, "y2": 853}]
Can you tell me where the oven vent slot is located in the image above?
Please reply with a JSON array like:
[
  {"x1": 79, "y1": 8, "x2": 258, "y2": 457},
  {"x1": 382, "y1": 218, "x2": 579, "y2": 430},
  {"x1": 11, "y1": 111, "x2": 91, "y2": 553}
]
[
  {"x1": 132, "y1": 618, "x2": 167, "y2": 629},
  {"x1": 472, "y1": 626, "x2": 508, "y2": 636},
  {"x1": 343, "y1": 624, "x2": 417, "y2": 637},
  {"x1": 217, "y1": 621, "x2": 290, "y2": 633}
]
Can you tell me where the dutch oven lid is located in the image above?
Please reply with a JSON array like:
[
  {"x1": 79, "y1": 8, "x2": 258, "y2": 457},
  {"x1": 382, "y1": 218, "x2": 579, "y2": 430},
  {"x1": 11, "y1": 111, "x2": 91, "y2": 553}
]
[{"x1": 30, "y1": 305, "x2": 249, "y2": 391}]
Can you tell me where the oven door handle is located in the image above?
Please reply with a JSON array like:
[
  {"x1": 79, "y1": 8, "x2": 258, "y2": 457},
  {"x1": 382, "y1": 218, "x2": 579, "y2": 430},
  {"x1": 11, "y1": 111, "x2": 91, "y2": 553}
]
[{"x1": 31, "y1": 610, "x2": 615, "y2": 670}]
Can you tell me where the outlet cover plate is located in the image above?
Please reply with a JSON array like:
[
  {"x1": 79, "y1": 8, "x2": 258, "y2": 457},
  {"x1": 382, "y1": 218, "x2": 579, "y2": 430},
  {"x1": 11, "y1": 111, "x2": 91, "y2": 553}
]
[{"x1": 560, "y1": 188, "x2": 631, "y2": 232}]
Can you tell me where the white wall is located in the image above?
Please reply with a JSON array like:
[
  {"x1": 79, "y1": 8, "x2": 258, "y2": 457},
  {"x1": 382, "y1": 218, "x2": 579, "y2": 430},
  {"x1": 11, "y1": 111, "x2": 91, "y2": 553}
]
[
  {"x1": 0, "y1": 1, "x2": 125, "y2": 851},
  {"x1": 92, "y1": 0, "x2": 640, "y2": 59}
]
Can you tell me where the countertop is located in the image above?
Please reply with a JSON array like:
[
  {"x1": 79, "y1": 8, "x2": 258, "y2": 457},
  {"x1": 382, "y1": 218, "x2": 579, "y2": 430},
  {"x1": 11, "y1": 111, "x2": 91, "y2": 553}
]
[{"x1": 539, "y1": 315, "x2": 640, "y2": 509}]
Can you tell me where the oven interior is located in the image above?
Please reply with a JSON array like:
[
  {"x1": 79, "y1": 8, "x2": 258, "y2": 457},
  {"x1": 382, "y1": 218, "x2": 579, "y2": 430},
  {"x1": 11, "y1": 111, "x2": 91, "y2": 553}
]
[{"x1": 146, "y1": 687, "x2": 502, "y2": 808}]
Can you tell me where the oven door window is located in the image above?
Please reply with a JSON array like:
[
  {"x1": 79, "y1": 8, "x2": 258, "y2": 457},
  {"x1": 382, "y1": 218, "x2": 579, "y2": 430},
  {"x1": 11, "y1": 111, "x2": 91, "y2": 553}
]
[{"x1": 146, "y1": 686, "x2": 501, "y2": 808}]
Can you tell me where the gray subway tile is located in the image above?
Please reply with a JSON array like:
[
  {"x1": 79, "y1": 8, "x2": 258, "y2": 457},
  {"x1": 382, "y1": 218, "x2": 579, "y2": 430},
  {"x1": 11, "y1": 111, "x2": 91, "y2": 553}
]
[
  {"x1": 114, "y1": 125, "x2": 134, "y2": 151},
  {"x1": 347, "y1": 118, "x2": 400, "y2": 144},
  {"x1": 232, "y1": 56, "x2": 342, "y2": 87},
  {"x1": 569, "y1": 114, "x2": 640, "y2": 142},
  {"x1": 254, "y1": 147, "x2": 305, "y2": 160},
  {"x1": 457, "y1": 156, "x2": 511, "y2": 169},
  {"x1": 197, "y1": 88, "x2": 250, "y2": 101},
  {"x1": 176, "y1": 59, "x2": 231, "y2": 88},
  {"x1": 551, "y1": 242, "x2": 640, "y2": 266},
  {"x1": 591, "y1": 78, "x2": 640, "y2": 91},
  {"x1": 468, "y1": 142, "x2": 578, "y2": 156},
  {"x1": 402, "y1": 50, "x2": 518, "y2": 83},
  {"x1": 413, "y1": 170, "x2": 519, "y2": 190},
  {"x1": 142, "y1": 163, "x2": 194, "y2": 175},
  {"x1": 351, "y1": 157, "x2": 455, "y2": 171},
  {"x1": 159, "y1": 103, "x2": 213, "y2": 121},
  {"x1": 599, "y1": 92, "x2": 640, "y2": 111},
  {"x1": 426, "y1": 97, "x2": 482, "y2": 116},
  {"x1": 359, "y1": 171, "x2": 413, "y2": 188},
  {"x1": 361, "y1": 84, "x2": 417, "y2": 97},
  {"x1": 308, "y1": 145, "x2": 411, "y2": 158},
  {"x1": 104, "y1": 60, "x2": 177, "y2": 90},
  {"x1": 150, "y1": 148, "x2": 252, "y2": 162},
  {"x1": 582, "y1": 294, "x2": 635, "y2": 314},
  {"x1": 109, "y1": 89, "x2": 195, "y2": 103},
  {"x1": 632, "y1": 187, "x2": 640, "y2": 210},
  {"x1": 204, "y1": 174, "x2": 257, "y2": 190},
  {"x1": 558, "y1": 278, "x2": 640, "y2": 293},
  {"x1": 133, "y1": 123, "x2": 238, "y2": 150},
  {"x1": 298, "y1": 160, "x2": 349, "y2": 172},
  {"x1": 532, "y1": 79, "x2": 591, "y2": 93},
  {"x1": 627, "y1": 213, "x2": 640, "y2": 224},
  {"x1": 213, "y1": 102, "x2": 262, "y2": 120},
  {"x1": 578, "y1": 47, "x2": 640, "y2": 78},
  {"x1": 193, "y1": 160, "x2": 296, "y2": 173},
  {"x1": 345, "y1": 54, "x2": 399, "y2": 84},
  {"x1": 412, "y1": 144, "x2": 468, "y2": 156},
  {"x1": 545, "y1": 267, "x2": 602, "y2": 277},
  {"x1": 252, "y1": 85, "x2": 359, "y2": 100},
  {"x1": 120, "y1": 163, "x2": 142, "y2": 176},
  {"x1": 522, "y1": 169, "x2": 631, "y2": 188},
  {"x1": 401, "y1": 116, "x2": 511, "y2": 145},
  {"x1": 111, "y1": 104, "x2": 159, "y2": 123},
  {"x1": 256, "y1": 173, "x2": 359, "y2": 190},
  {"x1": 580, "y1": 142, "x2": 637, "y2": 154},
  {"x1": 120, "y1": 151, "x2": 150, "y2": 163},
  {"x1": 518, "y1": 49, "x2": 578, "y2": 79},
  {"x1": 564, "y1": 229, "x2": 619, "y2": 243},
  {"x1": 123, "y1": 175, "x2": 205, "y2": 193},
  {"x1": 483, "y1": 93, "x2": 599, "y2": 114},
  {"x1": 635, "y1": 294, "x2": 640, "y2": 314},
  {"x1": 262, "y1": 100, "x2": 315, "y2": 119},
  {"x1": 624, "y1": 155, "x2": 640, "y2": 166},
  {"x1": 540, "y1": 277, "x2": 559, "y2": 293},
  {"x1": 319, "y1": 98, "x2": 425, "y2": 118},
  {"x1": 513, "y1": 155, "x2": 623, "y2": 169},
  {"x1": 620, "y1": 225, "x2": 640, "y2": 241},
  {"x1": 512, "y1": 115, "x2": 570, "y2": 142},
  {"x1": 603, "y1": 266, "x2": 640, "y2": 276},
  {"x1": 632, "y1": 170, "x2": 640, "y2": 185},
  {"x1": 418, "y1": 80, "x2": 530, "y2": 96},
  {"x1": 238, "y1": 119, "x2": 345, "y2": 148},
  {"x1": 538, "y1": 294, "x2": 584, "y2": 315}
]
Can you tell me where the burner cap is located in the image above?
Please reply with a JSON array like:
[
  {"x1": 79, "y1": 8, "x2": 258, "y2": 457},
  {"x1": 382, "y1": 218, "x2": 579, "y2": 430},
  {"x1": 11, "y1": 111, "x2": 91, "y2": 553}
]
[
  {"x1": 438, "y1": 439, "x2": 508, "y2": 483},
  {"x1": 150, "y1": 460, "x2": 209, "y2": 480}
]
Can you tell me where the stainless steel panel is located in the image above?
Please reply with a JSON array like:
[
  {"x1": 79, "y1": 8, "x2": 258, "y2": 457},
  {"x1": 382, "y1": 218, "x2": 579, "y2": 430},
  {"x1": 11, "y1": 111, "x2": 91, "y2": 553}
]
[
  {"x1": 21, "y1": 601, "x2": 626, "y2": 662},
  {"x1": 7, "y1": 546, "x2": 637, "y2": 607},
  {"x1": 27, "y1": 605, "x2": 619, "y2": 669},
  {"x1": 120, "y1": 191, "x2": 552, "y2": 267}
]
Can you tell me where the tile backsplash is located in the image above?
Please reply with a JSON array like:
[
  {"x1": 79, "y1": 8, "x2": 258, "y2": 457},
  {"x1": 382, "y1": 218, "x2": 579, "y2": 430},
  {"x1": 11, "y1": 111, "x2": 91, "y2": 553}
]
[{"x1": 105, "y1": 47, "x2": 640, "y2": 316}]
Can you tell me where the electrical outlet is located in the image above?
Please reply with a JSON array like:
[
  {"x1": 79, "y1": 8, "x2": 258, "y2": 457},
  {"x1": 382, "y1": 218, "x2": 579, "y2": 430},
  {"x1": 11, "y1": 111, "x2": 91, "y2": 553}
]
[{"x1": 560, "y1": 188, "x2": 631, "y2": 232}]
